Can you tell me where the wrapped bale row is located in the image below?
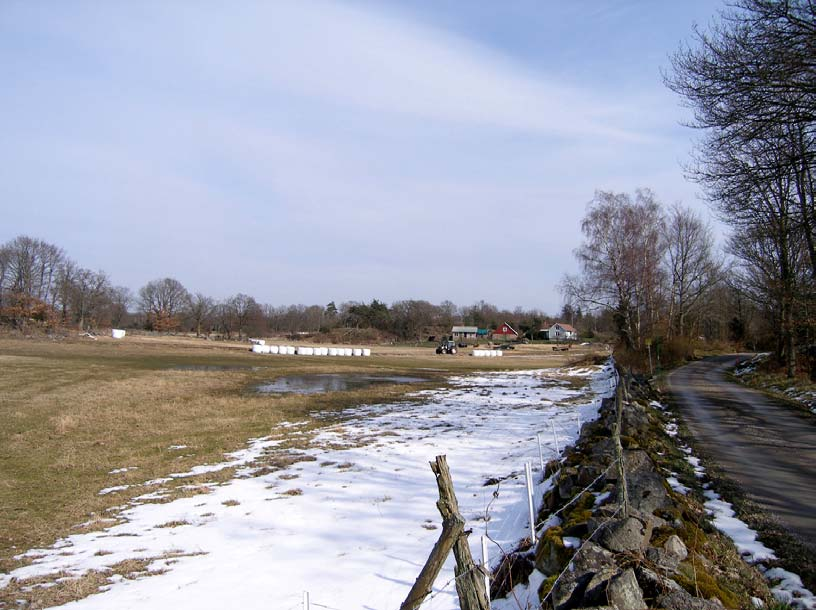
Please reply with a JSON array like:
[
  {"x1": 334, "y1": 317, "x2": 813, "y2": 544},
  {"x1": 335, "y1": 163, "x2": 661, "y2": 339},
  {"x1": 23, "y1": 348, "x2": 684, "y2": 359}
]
[
  {"x1": 251, "y1": 345, "x2": 371, "y2": 357},
  {"x1": 472, "y1": 349, "x2": 503, "y2": 357}
]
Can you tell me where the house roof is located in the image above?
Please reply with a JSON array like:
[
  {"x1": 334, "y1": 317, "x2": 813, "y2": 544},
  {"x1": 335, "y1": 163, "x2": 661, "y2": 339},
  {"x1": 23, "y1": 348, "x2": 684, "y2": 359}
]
[
  {"x1": 452, "y1": 326, "x2": 478, "y2": 333},
  {"x1": 555, "y1": 322, "x2": 577, "y2": 332}
]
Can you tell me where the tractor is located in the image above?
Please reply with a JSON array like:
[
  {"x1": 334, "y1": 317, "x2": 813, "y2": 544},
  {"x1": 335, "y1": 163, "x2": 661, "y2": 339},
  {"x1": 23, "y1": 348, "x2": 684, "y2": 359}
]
[{"x1": 435, "y1": 339, "x2": 458, "y2": 355}]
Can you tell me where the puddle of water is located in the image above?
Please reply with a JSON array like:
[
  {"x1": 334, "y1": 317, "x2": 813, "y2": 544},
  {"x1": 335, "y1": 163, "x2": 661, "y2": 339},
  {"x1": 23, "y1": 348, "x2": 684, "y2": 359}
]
[{"x1": 255, "y1": 374, "x2": 428, "y2": 395}]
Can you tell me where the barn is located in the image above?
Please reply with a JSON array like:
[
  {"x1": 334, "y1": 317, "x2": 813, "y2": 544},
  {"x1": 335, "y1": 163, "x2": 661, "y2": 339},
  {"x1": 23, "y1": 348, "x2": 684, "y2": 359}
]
[{"x1": 492, "y1": 322, "x2": 519, "y2": 342}]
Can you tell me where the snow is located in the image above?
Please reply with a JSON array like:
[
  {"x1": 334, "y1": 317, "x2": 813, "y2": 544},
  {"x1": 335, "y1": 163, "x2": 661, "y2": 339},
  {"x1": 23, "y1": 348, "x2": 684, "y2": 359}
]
[
  {"x1": 764, "y1": 568, "x2": 816, "y2": 610},
  {"x1": 491, "y1": 568, "x2": 546, "y2": 610},
  {"x1": 108, "y1": 467, "x2": 137, "y2": 475},
  {"x1": 733, "y1": 353, "x2": 771, "y2": 377},
  {"x1": 0, "y1": 363, "x2": 616, "y2": 610},
  {"x1": 97, "y1": 485, "x2": 131, "y2": 496},
  {"x1": 703, "y1": 490, "x2": 777, "y2": 562},
  {"x1": 666, "y1": 476, "x2": 690, "y2": 495}
]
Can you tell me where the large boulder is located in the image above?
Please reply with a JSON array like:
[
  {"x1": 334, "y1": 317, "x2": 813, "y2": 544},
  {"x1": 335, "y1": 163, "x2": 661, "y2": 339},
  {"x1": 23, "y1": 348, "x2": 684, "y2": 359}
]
[
  {"x1": 657, "y1": 590, "x2": 727, "y2": 610},
  {"x1": 636, "y1": 565, "x2": 685, "y2": 598},
  {"x1": 607, "y1": 568, "x2": 648, "y2": 610},
  {"x1": 598, "y1": 516, "x2": 652, "y2": 553},
  {"x1": 549, "y1": 542, "x2": 617, "y2": 610},
  {"x1": 623, "y1": 449, "x2": 656, "y2": 475},
  {"x1": 645, "y1": 546, "x2": 681, "y2": 574},
  {"x1": 582, "y1": 566, "x2": 621, "y2": 605},
  {"x1": 620, "y1": 402, "x2": 651, "y2": 437},
  {"x1": 625, "y1": 471, "x2": 672, "y2": 514},
  {"x1": 664, "y1": 534, "x2": 688, "y2": 561}
]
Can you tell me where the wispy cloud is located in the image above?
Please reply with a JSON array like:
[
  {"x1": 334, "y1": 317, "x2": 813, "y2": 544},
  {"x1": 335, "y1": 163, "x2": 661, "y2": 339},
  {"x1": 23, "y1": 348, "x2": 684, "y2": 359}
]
[{"x1": 0, "y1": 0, "x2": 711, "y2": 310}]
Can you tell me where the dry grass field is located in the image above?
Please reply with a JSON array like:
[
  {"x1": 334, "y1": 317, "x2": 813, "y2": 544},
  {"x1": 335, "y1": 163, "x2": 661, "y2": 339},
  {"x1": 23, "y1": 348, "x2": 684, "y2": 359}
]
[{"x1": 0, "y1": 332, "x2": 604, "y2": 584}]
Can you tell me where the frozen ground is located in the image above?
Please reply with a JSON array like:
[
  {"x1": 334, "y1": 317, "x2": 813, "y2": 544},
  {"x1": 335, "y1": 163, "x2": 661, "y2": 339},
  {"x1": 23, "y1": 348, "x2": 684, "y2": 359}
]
[{"x1": 1, "y1": 363, "x2": 615, "y2": 610}]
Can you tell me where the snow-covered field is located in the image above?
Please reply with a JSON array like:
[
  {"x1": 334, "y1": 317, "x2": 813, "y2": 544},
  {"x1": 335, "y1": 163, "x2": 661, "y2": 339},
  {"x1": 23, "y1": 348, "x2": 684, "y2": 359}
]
[{"x1": 1, "y1": 363, "x2": 615, "y2": 610}]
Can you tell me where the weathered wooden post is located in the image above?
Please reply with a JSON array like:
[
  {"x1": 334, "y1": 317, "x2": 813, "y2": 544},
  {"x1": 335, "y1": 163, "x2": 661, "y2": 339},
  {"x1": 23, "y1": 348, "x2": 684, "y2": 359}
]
[
  {"x1": 614, "y1": 369, "x2": 630, "y2": 518},
  {"x1": 400, "y1": 455, "x2": 490, "y2": 610}
]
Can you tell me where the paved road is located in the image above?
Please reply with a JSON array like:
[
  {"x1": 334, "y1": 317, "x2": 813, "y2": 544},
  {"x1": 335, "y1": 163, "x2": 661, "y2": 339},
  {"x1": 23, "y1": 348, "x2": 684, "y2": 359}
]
[{"x1": 667, "y1": 355, "x2": 816, "y2": 551}]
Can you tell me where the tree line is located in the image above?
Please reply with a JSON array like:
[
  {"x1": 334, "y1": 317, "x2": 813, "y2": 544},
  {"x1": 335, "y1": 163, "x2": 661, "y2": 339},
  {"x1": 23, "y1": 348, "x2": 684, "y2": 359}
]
[
  {"x1": 561, "y1": 189, "x2": 729, "y2": 359},
  {"x1": 564, "y1": 1, "x2": 816, "y2": 376},
  {"x1": 0, "y1": 234, "x2": 583, "y2": 342},
  {"x1": 666, "y1": 0, "x2": 816, "y2": 377}
]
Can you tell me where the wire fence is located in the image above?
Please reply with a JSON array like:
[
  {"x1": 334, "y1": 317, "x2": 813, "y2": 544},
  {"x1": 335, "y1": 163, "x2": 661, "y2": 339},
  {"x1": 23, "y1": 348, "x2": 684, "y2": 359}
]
[{"x1": 298, "y1": 366, "x2": 623, "y2": 610}]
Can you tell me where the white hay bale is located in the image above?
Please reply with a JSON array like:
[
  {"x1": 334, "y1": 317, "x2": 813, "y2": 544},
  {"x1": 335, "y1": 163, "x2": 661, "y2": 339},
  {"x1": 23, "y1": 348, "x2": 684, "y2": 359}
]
[
  {"x1": 111, "y1": 329, "x2": 126, "y2": 339},
  {"x1": 352, "y1": 348, "x2": 362, "y2": 357},
  {"x1": 286, "y1": 346, "x2": 296, "y2": 355},
  {"x1": 362, "y1": 348, "x2": 371, "y2": 357},
  {"x1": 328, "y1": 348, "x2": 338, "y2": 356},
  {"x1": 251, "y1": 344, "x2": 265, "y2": 354},
  {"x1": 496, "y1": 350, "x2": 503, "y2": 357},
  {"x1": 297, "y1": 347, "x2": 314, "y2": 356},
  {"x1": 269, "y1": 345, "x2": 279, "y2": 355},
  {"x1": 472, "y1": 350, "x2": 482, "y2": 357},
  {"x1": 321, "y1": 347, "x2": 329, "y2": 356},
  {"x1": 278, "y1": 345, "x2": 287, "y2": 354},
  {"x1": 344, "y1": 348, "x2": 353, "y2": 356}
]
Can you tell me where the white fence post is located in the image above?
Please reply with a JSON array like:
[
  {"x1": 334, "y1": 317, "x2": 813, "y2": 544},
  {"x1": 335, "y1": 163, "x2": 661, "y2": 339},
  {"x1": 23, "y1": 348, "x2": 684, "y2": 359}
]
[
  {"x1": 481, "y1": 535, "x2": 490, "y2": 604},
  {"x1": 303, "y1": 591, "x2": 310, "y2": 610},
  {"x1": 536, "y1": 432, "x2": 545, "y2": 473},
  {"x1": 525, "y1": 461, "x2": 536, "y2": 544}
]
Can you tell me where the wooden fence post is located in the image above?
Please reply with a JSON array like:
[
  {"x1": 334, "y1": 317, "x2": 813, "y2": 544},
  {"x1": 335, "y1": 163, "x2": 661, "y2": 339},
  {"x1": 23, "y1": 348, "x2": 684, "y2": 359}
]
[
  {"x1": 614, "y1": 368, "x2": 630, "y2": 519},
  {"x1": 400, "y1": 455, "x2": 489, "y2": 610}
]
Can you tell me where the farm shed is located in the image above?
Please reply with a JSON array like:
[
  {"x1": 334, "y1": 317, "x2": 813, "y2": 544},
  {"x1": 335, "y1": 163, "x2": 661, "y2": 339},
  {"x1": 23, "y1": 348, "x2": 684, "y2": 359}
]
[{"x1": 451, "y1": 326, "x2": 478, "y2": 341}]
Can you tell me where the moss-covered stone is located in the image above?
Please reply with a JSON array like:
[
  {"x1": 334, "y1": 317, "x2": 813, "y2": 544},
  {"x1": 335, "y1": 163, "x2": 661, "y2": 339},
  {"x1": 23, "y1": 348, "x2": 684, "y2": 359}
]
[
  {"x1": 538, "y1": 573, "x2": 558, "y2": 599},
  {"x1": 535, "y1": 526, "x2": 575, "y2": 576}
]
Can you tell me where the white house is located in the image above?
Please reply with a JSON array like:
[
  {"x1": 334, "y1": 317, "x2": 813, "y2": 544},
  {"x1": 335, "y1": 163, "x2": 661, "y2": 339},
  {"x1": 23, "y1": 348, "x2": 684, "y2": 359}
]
[{"x1": 548, "y1": 322, "x2": 578, "y2": 341}]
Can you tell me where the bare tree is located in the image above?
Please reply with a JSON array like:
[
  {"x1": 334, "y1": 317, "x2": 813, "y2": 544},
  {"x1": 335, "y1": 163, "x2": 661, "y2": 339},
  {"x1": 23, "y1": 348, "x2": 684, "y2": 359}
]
[
  {"x1": 663, "y1": 204, "x2": 721, "y2": 338},
  {"x1": 0, "y1": 235, "x2": 65, "y2": 306},
  {"x1": 65, "y1": 268, "x2": 111, "y2": 330},
  {"x1": 107, "y1": 285, "x2": 132, "y2": 328},
  {"x1": 563, "y1": 189, "x2": 666, "y2": 349},
  {"x1": 188, "y1": 293, "x2": 215, "y2": 337},
  {"x1": 667, "y1": 0, "x2": 816, "y2": 374},
  {"x1": 138, "y1": 278, "x2": 191, "y2": 332},
  {"x1": 227, "y1": 293, "x2": 263, "y2": 340}
]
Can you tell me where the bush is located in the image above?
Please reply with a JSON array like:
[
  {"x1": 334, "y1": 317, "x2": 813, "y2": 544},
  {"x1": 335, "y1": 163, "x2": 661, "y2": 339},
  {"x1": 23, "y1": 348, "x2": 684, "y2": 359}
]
[{"x1": 0, "y1": 293, "x2": 59, "y2": 329}]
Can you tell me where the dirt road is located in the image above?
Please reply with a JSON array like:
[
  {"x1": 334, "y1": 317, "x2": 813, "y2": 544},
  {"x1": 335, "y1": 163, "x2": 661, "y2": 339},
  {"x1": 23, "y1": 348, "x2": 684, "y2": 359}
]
[{"x1": 667, "y1": 355, "x2": 816, "y2": 551}]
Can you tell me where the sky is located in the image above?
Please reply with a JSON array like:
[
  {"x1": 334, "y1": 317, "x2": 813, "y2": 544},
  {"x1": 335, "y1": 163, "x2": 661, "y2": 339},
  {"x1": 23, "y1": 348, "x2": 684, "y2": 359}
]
[{"x1": 0, "y1": 0, "x2": 724, "y2": 313}]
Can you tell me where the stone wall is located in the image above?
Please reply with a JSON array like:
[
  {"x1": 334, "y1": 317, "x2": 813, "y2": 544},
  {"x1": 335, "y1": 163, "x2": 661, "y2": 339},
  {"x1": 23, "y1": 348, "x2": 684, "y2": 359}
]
[{"x1": 492, "y1": 376, "x2": 771, "y2": 610}]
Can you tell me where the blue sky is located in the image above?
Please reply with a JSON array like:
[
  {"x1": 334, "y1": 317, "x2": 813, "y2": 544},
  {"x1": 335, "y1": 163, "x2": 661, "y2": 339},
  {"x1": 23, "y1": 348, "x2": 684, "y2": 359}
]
[{"x1": 0, "y1": 0, "x2": 722, "y2": 312}]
